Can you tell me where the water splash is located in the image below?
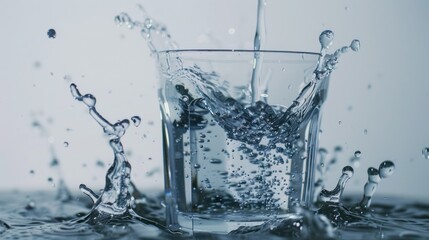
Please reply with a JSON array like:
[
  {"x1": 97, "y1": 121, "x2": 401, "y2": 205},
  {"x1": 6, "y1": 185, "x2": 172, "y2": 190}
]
[
  {"x1": 318, "y1": 166, "x2": 354, "y2": 203},
  {"x1": 229, "y1": 206, "x2": 335, "y2": 239},
  {"x1": 114, "y1": 5, "x2": 178, "y2": 54},
  {"x1": 69, "y1": 83, "x2": 168, "y2": 232},
  {"x1": 315, "y1": 30, "x2": 360, "y2": 80},
  {"x1": 314, "y1": 146, "x2": 342, "y2": 200},
  {"x1": 70, "y1": 83, "x2": 132, "y2": 215},
  {"x1": 355, "y1": 161, "x2": 395, "y2": 211}
]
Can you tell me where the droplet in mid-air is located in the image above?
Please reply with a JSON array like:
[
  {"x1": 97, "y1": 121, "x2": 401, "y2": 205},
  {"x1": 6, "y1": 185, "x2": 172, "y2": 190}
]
[
  {"x1": 350, "y1": 39, "x2": 360, "y2": 52},
  {"x1": 379, "y1": 160, "x2": 395, "y2": 178},
  {"x1": 422, "y1": 147, "x2": 429, "y2": 159},
  {"x1": 319, "y1": 30, "x2": 334, "y2": 49},
  {"x1": 47, "y1": 29, "x2": 56, "y2": 39},
  {"x1": 354, "y1": 150, "x2": 362, "y2": 158},
  {"x1": 131, "y1": 116, "x2": 141, "y2": 127}
]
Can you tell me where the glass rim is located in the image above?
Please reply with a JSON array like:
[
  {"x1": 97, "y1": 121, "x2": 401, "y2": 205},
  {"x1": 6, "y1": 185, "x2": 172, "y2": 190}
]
[{"x1": 157, "y1": 49, "x2": 321, "y2": 56}]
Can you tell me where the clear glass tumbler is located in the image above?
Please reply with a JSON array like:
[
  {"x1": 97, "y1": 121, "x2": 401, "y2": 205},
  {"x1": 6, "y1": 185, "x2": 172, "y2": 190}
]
[{"x1": 156, "y1": 49, "x2": 327, "y2": 234}]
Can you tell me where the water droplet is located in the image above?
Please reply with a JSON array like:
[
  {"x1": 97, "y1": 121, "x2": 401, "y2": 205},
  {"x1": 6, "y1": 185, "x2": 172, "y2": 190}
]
[
  {"x1": 379, "y1": 160, "x2": 395, "y2": 178},
  {"x1": 96, "y1": 160, "x2": 105, "y2": 167},
  {"x1": 47, "y1": 177, "x2": 53, "y2": 182},
  {"x1": 193, "y1": 163, "x2": 201, "y2": 169},
  {"x1": 334, "y1": 146, "x2": 343, "y2": 152},
  {"x1": 364, "y1": 129, "x2": 368, "y2": 135},
  {"x1": 422, "y1": 147, "x2": 429, "y2": 159},
  {"x1": 47, "y1": 29, "x2": 56, "y2": 39},
  {"x1": 319, "y1": 30, "x2": 334, "y2": 49},
  {"x1": 350, "y1": 39, "x2": 360, "y2": 52},
  {"x1": 228, "y1": 27, "x2": 236, "y2": 35},
  {"x1": 354, "y1": 150, "x2": 361, "y2": 158},
  {"x1": 63, "y1": 141, "x2": 69, "y2": 147},
  {"x1": 50, "y1": 158, "x2": 59, "y2": 167},
  {"x1": 131, "y1": 116, "x2": 141, "y2": 127},
  {"x1": 342, "y1": 166, "x2": 354, "y2": 177},
  {"x1": 338, "y1": 120, "x2": 342, "y2": 125},
  {"x1": 29, "y1": 170, "x2": 35, "y2": 174}
]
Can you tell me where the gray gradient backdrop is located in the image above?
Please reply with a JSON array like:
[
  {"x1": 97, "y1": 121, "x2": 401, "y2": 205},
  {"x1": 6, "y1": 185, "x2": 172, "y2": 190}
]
[{"x1": 1, "y1": 0, "x2": 428, "y2": 200}]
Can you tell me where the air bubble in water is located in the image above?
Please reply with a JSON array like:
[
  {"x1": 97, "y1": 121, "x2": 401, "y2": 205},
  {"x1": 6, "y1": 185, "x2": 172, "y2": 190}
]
[
  {"x1": 354, "y1": 150, "x2": 361, "y2": 158},
  {"x1": 319, "y1": 30, "x2": 334, "y2": 49},
  {"x1": 210, "y1": 158, "x2": 222, "y2": 164},
  {"x1": 379, "y1": 160, "x2": 395, "y2": 178},
  {"x1": 350, "y1": 39, "x2": 360, "y2": 52},
  {"x1": 47, "y1": 29, "x2": 56, "y2": 39},
  {"x1": 422, "y1": 147, "x2": 429, "y2": 159},
  {"x1": 131, "y1": 116, "x2": 141, "y2": 127}
]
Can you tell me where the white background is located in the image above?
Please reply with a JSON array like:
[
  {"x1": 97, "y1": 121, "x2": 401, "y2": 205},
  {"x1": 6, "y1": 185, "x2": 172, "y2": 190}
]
[{"x1": 1, "y1": 0, "x2": 428, "y2": 200}]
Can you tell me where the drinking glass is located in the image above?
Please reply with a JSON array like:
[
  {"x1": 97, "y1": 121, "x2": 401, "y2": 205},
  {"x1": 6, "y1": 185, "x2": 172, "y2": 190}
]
[{"x1": 156, "y1": 49, "x2": 327, "y2": 234}]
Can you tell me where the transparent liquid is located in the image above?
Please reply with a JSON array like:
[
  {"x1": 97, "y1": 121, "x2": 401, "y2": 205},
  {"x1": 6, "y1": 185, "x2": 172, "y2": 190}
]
[
  {"x1": 1, "y1": 191, "x2": 428, "y2": 239},
  {"x1": 3, "y1": 2, "x2": 423, "y2": 240}
]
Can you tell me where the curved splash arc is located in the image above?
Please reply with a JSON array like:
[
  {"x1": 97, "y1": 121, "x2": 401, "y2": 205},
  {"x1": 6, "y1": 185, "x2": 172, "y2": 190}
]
[{"x1": 69, "y1": 83, "x2": 170, "y2": 232}]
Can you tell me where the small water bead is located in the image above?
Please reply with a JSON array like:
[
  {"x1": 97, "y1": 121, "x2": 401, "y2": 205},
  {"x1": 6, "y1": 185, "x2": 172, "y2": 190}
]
[
  {"x1": 50, "y1": 158, "x2": 59, "y2": 167},
  {"x1": 422, "y1": 147, "x2": 429, "y2": 159},
  {"x1": 354, "y1": 150, "x2": 361, "y2": 158},
  {"x1": 95, "y1": 160, "x2": 105, "y2": 167},
  {"x1": 350, "y1": 39, "x2": 360, "y2": 52},
  {"x1": 47, "y1": 29, "x2": 56, "y2": 39},
  {"x1": 131, "y1": 116, "x2": 141, "y2": 127},
  {"x1": 342, "y1": 166, "x2": 354, "y2": 177},
  {"x1": 63, "y1": 141, "x2": 69, "y2": 147},
  {"x1": 319, "y1": 30, "x2": 334, "y2": 49},
  {"x1": 193, "y1": 163, "x2": 201, "y2": 169},
  {"x1": 379, "y1": 160, "x2": 395, "y2": 178},
  {"x1": 334, "y1": 146, "x2": 343, "y2": 152}
]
